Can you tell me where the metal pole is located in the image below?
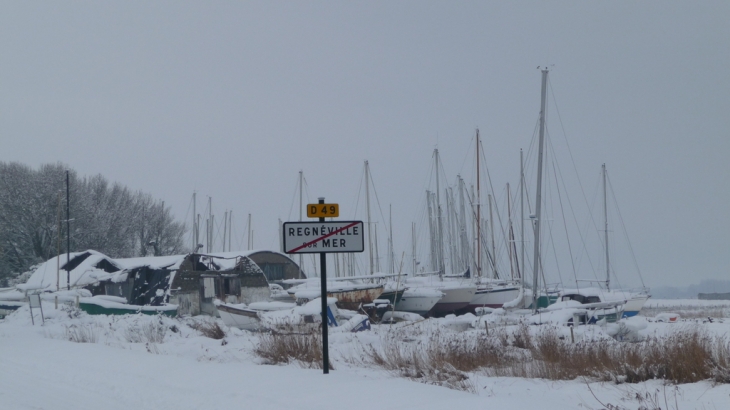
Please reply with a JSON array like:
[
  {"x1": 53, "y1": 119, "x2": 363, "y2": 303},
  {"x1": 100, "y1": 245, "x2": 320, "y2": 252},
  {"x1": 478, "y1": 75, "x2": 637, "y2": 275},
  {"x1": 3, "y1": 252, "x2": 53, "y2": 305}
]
[
  {"x1": 476, "y1": 131, "x2": 481, "y2": 280},
  {"x1": 318, "y1": 197, "x2": 330, "y2": 374},
  {"x1": 520, "y1": 149, "x2": 525, "y2": 288},
  {"x1": 603, "y1": 164, "x2": 610, "y2": 291},
  {"x1": 435, "y1": 150, "x2": 445, "y2": 277},
  {"x1": 365, "y1": 161, "x2": 373, "y2": 275},
  {"x1": 489, "y1": 194, "x2": 496, "y2": 279},
  {"x1": 193, "y1": 192, "x2": 197, "y2": 252},
  {"x1": 66, "y1": 170, "x2": 70, "y2": 291},
  {"x1": 223, "y1": 211, "x2": 227, "y2": 253},
  {"x1": 57, "y1": 191, "x2": 61, "y2": 292},
  {"x1": 532, "y1": 69, "x2": 549, "y2": 312},
  {"x1": 299, "y1": 171, "x2": 303, "y2": 278}
]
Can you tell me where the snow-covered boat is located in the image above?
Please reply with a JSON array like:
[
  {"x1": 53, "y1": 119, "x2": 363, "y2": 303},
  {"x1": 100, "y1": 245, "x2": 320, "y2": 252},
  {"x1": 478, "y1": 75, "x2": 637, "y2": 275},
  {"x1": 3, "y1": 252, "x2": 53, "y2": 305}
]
[
  {"x1": 78, "y1": 295, "x2": 178, "y2": 317},
  {"x1": 404, "y1": 277, "x2": 476, "y2": 316},
  {"x1": 284, "y1": 279, "x2": 384, "y2": 311},
  {"x1": 218, "y1": 297, "x2": 371, "y2": 333},
  {"x1": 467, "y1": 280, "x2": 522, "y2": 310},
  {"x1": 394, "y1": 287, "x2": 444, "y2": 316}
]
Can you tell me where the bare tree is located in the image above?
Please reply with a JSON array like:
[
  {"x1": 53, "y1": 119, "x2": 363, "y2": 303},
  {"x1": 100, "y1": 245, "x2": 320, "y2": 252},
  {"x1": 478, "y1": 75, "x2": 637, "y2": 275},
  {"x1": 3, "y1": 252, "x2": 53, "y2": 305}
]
[{"x1": 0, "y1": 162, "x2": 187, "y2": 283}]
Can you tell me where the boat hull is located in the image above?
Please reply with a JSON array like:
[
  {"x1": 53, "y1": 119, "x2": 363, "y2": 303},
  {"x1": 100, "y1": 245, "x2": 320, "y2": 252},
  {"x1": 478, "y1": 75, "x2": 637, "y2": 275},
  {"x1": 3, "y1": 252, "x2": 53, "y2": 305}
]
[
  {"x1": 79, "y1": 302, "x2": 178, "y2": 317},
  {"x1": 216, "y1": 304, "x2": 261, "y2": 330},
  {"x1": 466, "y1": 285, "x2": 521, "y2": 310},
  {"x1": 395, "y1": 293, "x2": 442, "y2": 316},
  {"x1": 429, "y1": 286, "x2": 477, "y2": 316},
  {"x1": 621, "y1": 295, "x2": 650, "y2": 318}
]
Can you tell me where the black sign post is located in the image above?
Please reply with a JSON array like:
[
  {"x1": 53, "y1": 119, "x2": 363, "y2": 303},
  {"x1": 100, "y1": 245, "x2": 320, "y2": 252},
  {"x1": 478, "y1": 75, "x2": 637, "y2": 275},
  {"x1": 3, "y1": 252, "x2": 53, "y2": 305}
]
[
  {"x1": 283, "y1": 198, "x2": 364, "y2": 374},
  {"x1": 318, "y1": 197, "x2": 329, "y2": 374}
]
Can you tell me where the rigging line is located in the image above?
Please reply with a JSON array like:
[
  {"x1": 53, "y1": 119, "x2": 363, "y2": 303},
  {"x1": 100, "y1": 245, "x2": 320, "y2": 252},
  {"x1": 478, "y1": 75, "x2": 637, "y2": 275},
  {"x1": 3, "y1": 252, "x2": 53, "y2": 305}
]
[
  {"x1": 479, "y1": 136, "x2": 510, "y2": 270},
  {"x1": 368, "y1": 165, "x2": 391, "y2": 239},
  {"x1": 457, "y1": 132, "x2": 476, "y2": 179},
  {"x1": 351, "y1": 164, "x2": 365, "y2": 219},
  {"x1": 547, "y1": 75, "x2": 597, "y2": 239},
  {"x1": 573, "y1": 172, "x2": 602, "y2": 280},
  {"x1": 544, "y1": 219, "x2": 563, "y2": 290},
  {"x1": 238, "y1": 213, "x2": 248, "y2": 252},
  {"x1": 516, "y1": 117, "x2": 541, "y2": 248},
  {"x1": 607, "y1": 174, "x2": 647, "y2": 288},
  {"x1": 550, "y1": 158, "x2": 578, "y2": 285},
  {"x1": 302, "y1": 176, "x2": 313, "y2": 205},
  {"x1": 183, "y1": 193, "x2": 194, "y2": 248},
  {"x1": 546, "y1": 130, "x2": 600, "y2": 280},
  {"x1": 286, "y1": 173, "x2": 300, "y2": 222},
  {"x1": 230, "y1": 213, "x2": 241, "y2": 251}
]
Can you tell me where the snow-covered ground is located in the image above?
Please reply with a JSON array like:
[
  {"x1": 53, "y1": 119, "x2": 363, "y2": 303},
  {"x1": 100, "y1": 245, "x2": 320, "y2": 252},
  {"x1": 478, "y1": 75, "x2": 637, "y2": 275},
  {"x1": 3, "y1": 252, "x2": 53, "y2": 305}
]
[{"x1": 2, "y1": 299, "x2": 730, "y2": 410}]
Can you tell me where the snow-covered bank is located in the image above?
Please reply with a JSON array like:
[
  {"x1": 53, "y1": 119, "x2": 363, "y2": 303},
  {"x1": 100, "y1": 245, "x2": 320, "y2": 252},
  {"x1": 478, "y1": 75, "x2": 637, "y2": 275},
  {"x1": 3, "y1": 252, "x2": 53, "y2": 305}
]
[{"x1": 2, "y1": 300, "x2": 730, "y2": 409}]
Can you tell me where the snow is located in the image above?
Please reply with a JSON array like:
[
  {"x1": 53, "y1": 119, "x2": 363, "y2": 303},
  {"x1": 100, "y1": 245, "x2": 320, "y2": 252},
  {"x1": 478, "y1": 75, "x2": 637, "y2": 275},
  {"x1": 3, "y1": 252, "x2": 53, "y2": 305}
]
[{"x1": 2, "y1": 299, "x2": 730, "y2": 409}]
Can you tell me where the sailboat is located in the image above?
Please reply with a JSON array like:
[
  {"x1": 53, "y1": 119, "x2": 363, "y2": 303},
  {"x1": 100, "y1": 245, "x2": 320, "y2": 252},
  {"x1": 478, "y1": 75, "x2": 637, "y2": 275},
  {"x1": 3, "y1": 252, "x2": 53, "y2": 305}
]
[
  {"x1": 558, "y1": 164, "x2": 650, "y2": 319},
  {"x1": 466, "y1": 130, "x2": 522, "y2": 311},
  {"x1": 408, "y1": 149, "x2": 476, "y2": 316}
]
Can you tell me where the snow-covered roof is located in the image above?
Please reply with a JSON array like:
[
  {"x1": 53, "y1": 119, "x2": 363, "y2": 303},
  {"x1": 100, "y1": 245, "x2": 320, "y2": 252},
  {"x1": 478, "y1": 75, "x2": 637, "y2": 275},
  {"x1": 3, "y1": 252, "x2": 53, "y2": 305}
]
[
  {"x1": 23, "y1": 250, "x2": 278, "y2": 292},
  {"x1": 23, "y1": 250, "x2": 121, "y2": 291}
]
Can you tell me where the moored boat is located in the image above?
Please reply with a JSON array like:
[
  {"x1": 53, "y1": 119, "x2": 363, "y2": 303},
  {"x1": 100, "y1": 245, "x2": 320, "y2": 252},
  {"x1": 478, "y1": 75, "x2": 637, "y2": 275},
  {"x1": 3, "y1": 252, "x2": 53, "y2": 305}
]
[
  {"x1": 79, "y1": 296, "x2": 178, "y2": 317},
  {"x1": 394, "y1": 287, "x2": 443, "y2": 316}
]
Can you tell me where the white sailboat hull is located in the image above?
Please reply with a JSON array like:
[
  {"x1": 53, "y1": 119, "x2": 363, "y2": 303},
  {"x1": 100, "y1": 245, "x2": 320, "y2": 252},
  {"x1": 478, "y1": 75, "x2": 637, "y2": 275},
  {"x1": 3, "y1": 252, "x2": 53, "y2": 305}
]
[
  {"x1": 429, "y1": 285, "x2": 477, "y2": 315},
  {"x1": 467, "y1": 284, "x2": 522, "y2": 310},
  {"x1": 395, "y1": 288, "x2": 443, "y2": 316}
]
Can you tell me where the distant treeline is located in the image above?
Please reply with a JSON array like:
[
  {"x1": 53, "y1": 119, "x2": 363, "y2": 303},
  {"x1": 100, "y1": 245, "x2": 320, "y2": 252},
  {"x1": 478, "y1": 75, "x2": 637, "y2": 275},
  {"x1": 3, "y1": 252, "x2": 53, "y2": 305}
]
[{"x1": 0, "y1": 162, "x2": 187, "y2": 285}]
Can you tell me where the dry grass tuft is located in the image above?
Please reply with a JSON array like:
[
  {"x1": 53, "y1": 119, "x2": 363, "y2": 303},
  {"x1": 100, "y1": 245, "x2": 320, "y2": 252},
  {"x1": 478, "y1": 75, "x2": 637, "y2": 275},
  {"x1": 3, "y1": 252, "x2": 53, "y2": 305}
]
[
  {"x1": 189, "y1": 321, "x2": 226, "y2": 340},
  {"x1": 254, "y1": 331, "x2": 332, "y2": 370},
  {"x1": 64, "y1": 324, "x2": 100, "y2": 343},
  {"x1": 125, "y1": 320, "x2": 167, "y2": 344},
  {"x1": 368, "y1": 325, "x2": 730, "y2": 387}
]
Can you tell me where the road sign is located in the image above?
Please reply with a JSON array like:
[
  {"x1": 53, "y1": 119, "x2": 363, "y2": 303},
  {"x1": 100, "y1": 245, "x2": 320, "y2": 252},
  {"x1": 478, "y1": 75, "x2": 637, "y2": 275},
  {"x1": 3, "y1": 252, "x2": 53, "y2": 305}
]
[
  {"x1": 283, "y1": 220, "x2": 364, "y2": 254},
  {"x1": 306, "y1": 203, "x2": 339, "y2": 218}
]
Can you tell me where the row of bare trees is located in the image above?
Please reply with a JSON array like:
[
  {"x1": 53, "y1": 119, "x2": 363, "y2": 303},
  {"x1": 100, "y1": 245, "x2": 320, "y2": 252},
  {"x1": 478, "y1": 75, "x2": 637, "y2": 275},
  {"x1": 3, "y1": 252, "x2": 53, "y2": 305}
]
[{"x1": 0, "y1": 162, "x2": 186, "y2": 284}]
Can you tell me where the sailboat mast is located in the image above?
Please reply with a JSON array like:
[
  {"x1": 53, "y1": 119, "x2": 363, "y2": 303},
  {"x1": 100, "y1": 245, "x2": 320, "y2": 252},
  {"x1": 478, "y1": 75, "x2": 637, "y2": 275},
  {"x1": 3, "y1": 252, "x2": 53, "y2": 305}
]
[
  {"x1": 520, "y1": 149, "x2": 525, "y2": 287},
  {"x1": 489, "y1": 193, "x2": 496, "y2": 279},
  {"x1": 412, "y1": 222, "x2": 417, "y2": 274},
  {"x1": 435, "y1": 149, "x2": 445, "y2": 277},
  {"x1": 192, "y1": 192, "x2": 197, "y2": 252},
  {"x1": 603, "y1": 163, "x2": 610, "y2": 291},
  {"x1": 66, "y1": 170, "x2": 70, "y2": 291},
  {"x1": 476, "y1": 130, "x2": 481, "y2": 280},
  {"x1": 223, "y1": 210, "x2": 227, "y2": 252},
  {"x1": 507, "y1": 183, "x2": 514, "y2": 280},
  {"x1": 389, "y1": 204, "x2": 394, "y2": 273},
  {"x1": 365, "y1": 161, "x2": 373, "y2": 275},
  {"x1": 532, "y1": 68, "x2": 549, "y2": 312},
  {"x1": 299, "y1": 171, "x2": 303, "y2": 278},
  {"x1": 458, "y1": 176, "x2": 468, "y2": 272}
]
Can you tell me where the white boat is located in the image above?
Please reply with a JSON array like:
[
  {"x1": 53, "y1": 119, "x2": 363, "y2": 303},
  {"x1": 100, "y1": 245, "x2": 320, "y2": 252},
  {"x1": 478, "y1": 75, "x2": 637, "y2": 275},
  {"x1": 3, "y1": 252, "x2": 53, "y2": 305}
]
[
  {"x1": 562, "y1": 165, "x2": 650, "y2": 318},
  {"x1": 404, "y1": 277, "x2": 476, "y2": 316},
  {"x1": 217, "y1": 300, "x2": 298, "y2": 330},
  {"x1": 284, "y1": 279, "x2": 384, "y2": 311},
  {"x1": 467, "y1": 280, "x2": 522, "y2": 310},
  {"x1": 218, "y1": 298, "x2": 371, "y2": 333},
  {"x1": 395, "y1": 287, "x2": 444, "y2": 316},
  {"x1": 526, "y1": 72, "x2": 649, "y2": 317}
]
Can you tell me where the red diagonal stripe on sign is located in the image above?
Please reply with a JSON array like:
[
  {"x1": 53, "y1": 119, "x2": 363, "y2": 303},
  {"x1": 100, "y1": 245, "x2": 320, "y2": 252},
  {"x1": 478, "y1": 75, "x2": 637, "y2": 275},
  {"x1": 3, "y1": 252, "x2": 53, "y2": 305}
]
[{"x1": 289, "y1": 221, "x2": 359, "y2": 253}]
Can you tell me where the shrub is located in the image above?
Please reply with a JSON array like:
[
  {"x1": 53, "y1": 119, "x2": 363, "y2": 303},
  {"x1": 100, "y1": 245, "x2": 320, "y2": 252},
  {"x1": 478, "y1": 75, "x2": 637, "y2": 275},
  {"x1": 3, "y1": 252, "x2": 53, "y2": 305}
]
[
  {"x1": 64, "y1": 324, "x2": 99, "y2": 343},
  {"x1": 254, "y1": 331, "x2": 331, "y2": 370},
  {"x1": 189, "y1": 321, "x2": 226, "y2": 340}
]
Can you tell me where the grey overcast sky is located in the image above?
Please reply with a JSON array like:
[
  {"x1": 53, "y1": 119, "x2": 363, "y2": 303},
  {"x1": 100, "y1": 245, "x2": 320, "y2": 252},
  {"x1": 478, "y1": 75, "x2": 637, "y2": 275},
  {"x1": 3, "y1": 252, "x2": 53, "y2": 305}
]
[{"x1": 2, "y1": 2, "x2": 728, "y2": 289}]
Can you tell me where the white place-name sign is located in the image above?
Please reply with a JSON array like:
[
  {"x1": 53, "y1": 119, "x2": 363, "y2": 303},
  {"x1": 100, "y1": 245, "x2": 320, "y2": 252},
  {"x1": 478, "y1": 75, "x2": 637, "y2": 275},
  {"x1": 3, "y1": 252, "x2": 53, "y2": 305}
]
[{"x1": 282, "y1": 221, "x2": 364, "y2": 254}]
